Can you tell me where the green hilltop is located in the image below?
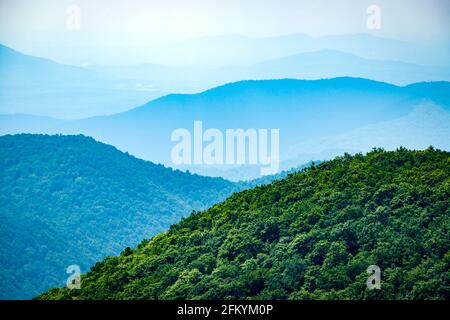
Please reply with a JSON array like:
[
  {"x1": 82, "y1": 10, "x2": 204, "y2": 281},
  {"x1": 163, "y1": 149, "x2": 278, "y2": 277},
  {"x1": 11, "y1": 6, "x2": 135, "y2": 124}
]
[{"x1": 38, "y1": 147, "x2": 450, "y2": 300}]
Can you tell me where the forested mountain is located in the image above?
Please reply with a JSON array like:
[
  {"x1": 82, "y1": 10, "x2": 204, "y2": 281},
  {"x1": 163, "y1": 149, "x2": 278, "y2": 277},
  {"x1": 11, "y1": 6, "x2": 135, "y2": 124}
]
[
  {"x1": 0, "y1": 134, "x2": 241, "y2": 299},
  {"x1": 38, "y1": 148, "x2": 450, "y2": 300}
]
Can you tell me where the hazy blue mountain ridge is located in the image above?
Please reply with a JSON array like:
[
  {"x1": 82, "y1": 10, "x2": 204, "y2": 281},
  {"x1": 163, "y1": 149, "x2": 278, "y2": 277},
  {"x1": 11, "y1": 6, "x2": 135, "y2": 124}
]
[
  {"x1": 2, "y1": 40, "x2": 450, "y2": 119},
  {"x1": 1, "y1": 78, "x2": 449, "y2": 180}
]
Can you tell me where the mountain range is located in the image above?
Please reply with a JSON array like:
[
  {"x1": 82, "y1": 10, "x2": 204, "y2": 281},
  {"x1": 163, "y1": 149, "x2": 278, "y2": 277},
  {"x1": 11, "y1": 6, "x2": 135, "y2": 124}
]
[
  {"x1": 144, "y1": 33, "x2": 450, "y2": 68},
  {"x1": 2, "y1": 77, "x2": 449, "y2": 180},
  {"x1": 2, "y1": 31, "x2": 449, "y2": 302},
  {"x1": 0, "y1": 44, "x2": 155, "y2": 119},
  {"x1": 1, "y1": 39, "x2": 450, "y2": 119},
  {"x1": 29, "y1": 33, "x2": 450, "y2": 68}
]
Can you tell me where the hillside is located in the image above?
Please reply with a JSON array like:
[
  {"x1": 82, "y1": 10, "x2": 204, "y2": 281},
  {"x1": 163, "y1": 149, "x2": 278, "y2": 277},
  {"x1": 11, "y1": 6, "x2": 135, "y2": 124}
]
[
  {"x1": 0, "y1": 134, "x2": 241, "y2": 299},
  {"x1": 38, "y1": 148, "x2": 450, "y2": 300}
]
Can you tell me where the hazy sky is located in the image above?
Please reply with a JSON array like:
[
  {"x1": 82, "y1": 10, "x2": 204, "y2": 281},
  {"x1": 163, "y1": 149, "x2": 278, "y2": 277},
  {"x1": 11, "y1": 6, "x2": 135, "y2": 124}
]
[{"x1": 1, "y1": 0, "x2": 449, "y2": 60}]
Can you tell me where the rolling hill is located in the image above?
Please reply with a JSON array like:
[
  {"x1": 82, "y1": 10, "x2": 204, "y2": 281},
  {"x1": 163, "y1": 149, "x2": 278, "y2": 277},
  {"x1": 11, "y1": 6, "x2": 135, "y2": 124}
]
[
  {"x1": 0, "y1": 134, "x2": 241, "y2": 299},
  {"x1": 37, "y1": 147, "x2": 450, "y2": 300}
]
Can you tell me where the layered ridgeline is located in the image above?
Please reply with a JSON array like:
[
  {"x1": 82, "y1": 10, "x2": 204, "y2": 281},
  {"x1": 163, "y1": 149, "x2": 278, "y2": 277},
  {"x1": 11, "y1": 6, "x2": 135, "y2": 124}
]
[
  {"x1": 0, "y1": 44, "x2": 153, "y2": 118},
  {"x1": 2, "y1": 38, "x2": 450, "y2": 119},
  {"x1": 0, "y1": 134, "x2": 241, "y2": 299},
  {"x1": 3, "y1": 78, "x2": 450, "y2": 180},
  {"x1": 38, "y1": 148, "x2": 450, "y2": 300}
]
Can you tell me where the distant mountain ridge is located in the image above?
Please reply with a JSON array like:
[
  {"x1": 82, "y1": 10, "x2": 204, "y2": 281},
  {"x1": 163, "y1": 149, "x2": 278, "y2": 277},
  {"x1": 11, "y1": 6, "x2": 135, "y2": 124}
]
[
  {"x1": 286, "y1": 102, "x2": 450, "y2": 156},
  {"x1": 89, "y1": 49, "x2": 450, "y2": 91},
  {"x1": 1, "y1": 77, "x2": 450, "y2": 180},
  {"x1": 2, "y1": 41, "x2": 450, "y2": 118},
  {"x1": 0, "y1": 44, "x2": 156, "y2": 118},
  {"x1": 28, "y1": 33, "x2": 450, "y2": 67},
  {"x1": 246, "y1": 50, "x2": 450, "y2": 85}
]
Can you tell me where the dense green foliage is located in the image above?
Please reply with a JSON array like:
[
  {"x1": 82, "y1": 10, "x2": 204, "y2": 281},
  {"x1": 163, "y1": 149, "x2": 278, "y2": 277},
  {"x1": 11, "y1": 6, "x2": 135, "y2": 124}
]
[
  {"x1": 243, "y1": 161, "x2": 319, "y2": 188},
  {"x1": 38, "y1": 148, "x2": 450, "y2": 300},
  {"x1": 0, "y1": 134, "x2": 240, "y2": 299}
]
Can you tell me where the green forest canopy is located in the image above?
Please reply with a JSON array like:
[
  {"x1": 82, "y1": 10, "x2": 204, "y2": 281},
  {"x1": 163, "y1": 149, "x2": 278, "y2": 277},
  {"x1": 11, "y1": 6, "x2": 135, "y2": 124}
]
[{"x1": 38, "y1": 147, "x2": 450, "y2": 300}]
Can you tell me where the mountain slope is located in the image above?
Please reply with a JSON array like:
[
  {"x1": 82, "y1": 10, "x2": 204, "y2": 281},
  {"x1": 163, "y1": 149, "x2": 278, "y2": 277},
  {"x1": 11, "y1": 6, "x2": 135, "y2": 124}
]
[
  {"x1": 0, "y1": 134, "x2": 241, "y2": 299},
  {"x1": 38, "y1": 148, "x2": 450, "y2": 300}
]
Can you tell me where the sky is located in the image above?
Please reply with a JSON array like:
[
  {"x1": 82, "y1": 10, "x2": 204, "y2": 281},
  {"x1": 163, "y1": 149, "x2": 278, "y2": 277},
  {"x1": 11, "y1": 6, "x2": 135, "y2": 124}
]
[{"x1": 0, "y1": 0, "x2": 449, "y2": 64}]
